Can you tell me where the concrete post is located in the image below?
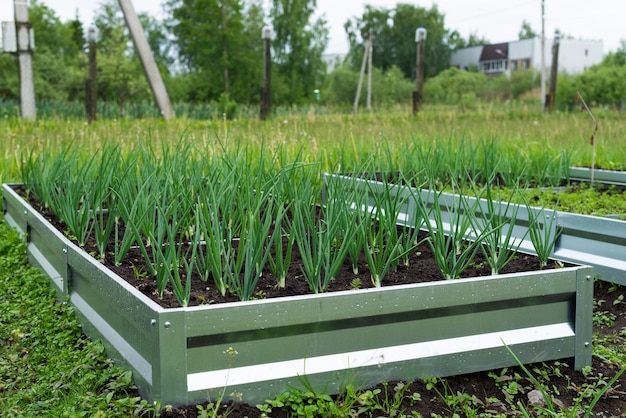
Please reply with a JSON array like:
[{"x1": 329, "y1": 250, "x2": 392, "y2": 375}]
[
  {"x1": 546, "y1": 30, "x2": 560, "y2": 112},
  {"x1": 117, "y1": 0, "x2": 174, "y2": 120},
  {"x1": 14, "y1": 0, "x2": 36, "y2": 119}
]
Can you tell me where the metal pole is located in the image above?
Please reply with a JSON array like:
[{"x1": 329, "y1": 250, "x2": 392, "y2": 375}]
[
  {"x1": 541, "y1": 0, "x2": 546, "y2": 109},
  {"x1": 413, "y1": 27, "x2": 426, "y2": 115},
  {"x1": 87, "y1": 25, "x2": 97, "y2": 123},
  {"x1": 366, "y1": 33, "x2": 372, "y2": 110},
  {"x1": 547, "y1": 30, "x2": 560, "y2": 112},
  {"x1": 260, "y1": 26, "x2": 272, "y2": 120},
  {"x1": 14, "y1": 0, "x2": 36, "y2": 119},
  {"x1": 117, "y1": 0, "x2": 174, "y2": 120}
]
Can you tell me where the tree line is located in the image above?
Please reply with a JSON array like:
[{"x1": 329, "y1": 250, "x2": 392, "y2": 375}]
[{"x1": 0, "y1": 0, "x2": 624, "y2": 113}]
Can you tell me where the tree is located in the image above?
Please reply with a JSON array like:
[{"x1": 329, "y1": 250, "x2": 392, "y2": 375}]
[
  {"x1": 518, "y1": 20, "x2": 537, "y2": 40},
  {"x1": 0, "y1": 55, "x2": 19, "y2": 100},
  {"x1": 237, "y1": 1, "x2": 266, "y2": 103},
  {"x1": 344, "y1": 5, "x2": 394, "y2": 74},
  {"x1": 27, "y1": 0, "x2": 87, "y2": 101},
  {"x1": 344, "y1": 3, "x2": 458, "y2": 80},
  {"x1": 94, "y1": 1, "x2": 151, "y2": 113},
  {"x1": 165, "y1": 0, "x2": 262, "y2": 103},
  {"x1": 601, "y1": 39, "x2": 626, "y2": 67},
  {"x1": 270, "y1": 0, "x2": 329, "y2": 104},
  {"x1": 448, "y1": 31, "x2": 490, "y2": 50}
]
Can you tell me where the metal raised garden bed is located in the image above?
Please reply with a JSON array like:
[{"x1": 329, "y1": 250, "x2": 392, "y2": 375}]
[{"x1": 2, "y1": 183, "x2": 593, "y2": 406}]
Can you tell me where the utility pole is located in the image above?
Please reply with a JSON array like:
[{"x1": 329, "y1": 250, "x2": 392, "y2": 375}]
[
  {"x1": 117, "y1": 0, "x2": 174, "y2": 120},
  {"x1": 413, "y1": 26, "x2": 426, "y2": 115},
  {"x1": 260, "y1": 26, "x2": 272, "y2": 120},
  {"x1": 86, "y1": 25, "x2": 97, "y2": 123},
  {"x1": 14, "y1": 0, "x2": 36, "y2": 119},
  {"x1": 541, "y1": 0, "x2": 546, "y2": 109},
  {"x1": 546, "y1": 30, "x2": 560, "y2": 112}
]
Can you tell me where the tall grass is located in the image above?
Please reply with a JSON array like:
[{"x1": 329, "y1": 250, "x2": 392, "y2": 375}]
[{"x1": 5, "y1": 110, "x2": 626, "y2": 186}]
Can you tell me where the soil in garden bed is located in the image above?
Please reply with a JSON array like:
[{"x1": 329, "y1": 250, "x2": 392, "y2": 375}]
[{"x1": 23, "y1": 188, "x2": 568, "y2": 309}]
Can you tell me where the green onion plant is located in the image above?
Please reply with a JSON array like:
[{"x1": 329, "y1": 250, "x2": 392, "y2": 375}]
[
  {"x1": 363, "y1": 179, "x2": 407, "y2": 286},
  {"x1": 469, "y1": 177, "x2": 528, "y2": 275},
  {"x1": 523, "y1": 197, "x2": 562, "y2": 269},
  {"x1": 417, "y1": 181, "x2": 486, "y2": 280}
]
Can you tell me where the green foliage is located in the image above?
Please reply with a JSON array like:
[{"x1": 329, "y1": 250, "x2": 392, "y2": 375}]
[
  {"x1": 95, "y1": 1, "x2": 153, "y2": 112},
  {"x1": 259, "y1": 387, "x2": 350, "y2": 417},
  {"x1": 323, "y1": 64, "x2": 414, "y2": 107},
  {"x1": 510, "y1": 69, "x2": 539, "y2": 99},
  {"x1": 166, "y1": 0, "x2": 264, "y2": 103},
  {"x1": 423, "y1": 67, "x2": 488, "y2": 105},
  {"x1": 29, "y1": 0, "x2": 88, "y2": 101},
  {"x1": 216, "y1": 92, "x2": 239, "y2": 120},
  {"x1": 344, "y1": 4, "x2": 455, "y2": 80},
  {"x1": 270, "y1": 0, "x2": 329, "y2": 104},
  {"x1": 0, "y1": 219, "x2": 156, "y2": 417},
  {"x1": 518, "y1": 20, "x2": 538, "y2": 40},
  {"x1": 424, "y1": 68, "x2": 541, "y2": 107},
  {"x1": 576, "y1": 64, "x2": 626, "y2": 108},
  {"x1": 0, "y1": 55, "x2": 20, "y2": 100}
]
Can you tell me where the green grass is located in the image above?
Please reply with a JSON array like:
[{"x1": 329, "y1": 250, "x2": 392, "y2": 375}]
[
  {"x1": 2, "y1": 109, "x2": 626, "y2": 185},
  {"x1": 0, "y1": 217, "x2": 157, "y2": 417}
]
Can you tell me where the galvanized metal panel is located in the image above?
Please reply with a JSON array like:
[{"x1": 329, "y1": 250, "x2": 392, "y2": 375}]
[
  {"x1": 569, "y1": 167, "x2": 626, "y2": 185},
  {"x1": 67, "y1": 245, "x2": 161, "y2": 369},
  {"x1": 182, "y1": 267, "x2": 589, "y2": 404},
  {"x1": 185, "y1": 327, "x2": 575, "y2": 404},
  {"x1": 185, "y1": 296, "x2": 574, "y2": 373},
  {"x1": 574, "y1": 269, "x2": 594, "y2": 370},
  {"x1": 2, "y1": 184, "x2": 28, "y2": 236},
  {"x1": 185, "y1": 269, "x2": 576, "y2": 337},
  {"x1": 556, "y1": 212, "x2": 626, "y2": 284},
  {"x1": 24, "y1": 206, "x2": 69, "y2": 296},
  {"x1": 151, "y1": 310, "x2": 188, "y2": 405}
]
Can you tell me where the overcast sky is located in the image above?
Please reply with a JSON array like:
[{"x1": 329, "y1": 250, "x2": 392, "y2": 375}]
[{"x1": 2, "y1": 0, "x2": 624, "y2": 54}]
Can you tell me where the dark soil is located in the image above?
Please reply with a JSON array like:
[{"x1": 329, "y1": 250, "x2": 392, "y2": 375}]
[
  {"x1": 19, "y1": 189, "x2": 626, "y2": 416},
  {"x1": 24, "y1": 190, "x2": 566, "y2": 309}
]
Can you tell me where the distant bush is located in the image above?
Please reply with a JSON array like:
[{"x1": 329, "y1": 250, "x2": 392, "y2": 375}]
[{"x1": 323, "y1": 64, "x2": 415, "y2": 108}]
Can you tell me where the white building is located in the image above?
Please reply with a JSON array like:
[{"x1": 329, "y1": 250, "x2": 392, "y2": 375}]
[{"x1": 450, "y1": 37, "x2": 603, "y2": 76}]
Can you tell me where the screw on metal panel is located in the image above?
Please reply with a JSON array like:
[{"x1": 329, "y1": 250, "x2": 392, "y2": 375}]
[
  {"x1": 163, "y1": 321, "x2": 171, "y2": 328},
  {"x1": 586, "y1": 275, "x2": 592, "y2": 281},
  {"x1": 24, "y1": 210, "x2": 28, "y2": 215},
  {"x1": 150, "y1": 319, "x2": 157, "y2": 326},
  {"x1": 62, "y1": 248, "x2": 67, "y2": 254},
  {"x1": 584, "y1": 342, "x2": 590, "y2": 347}
]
